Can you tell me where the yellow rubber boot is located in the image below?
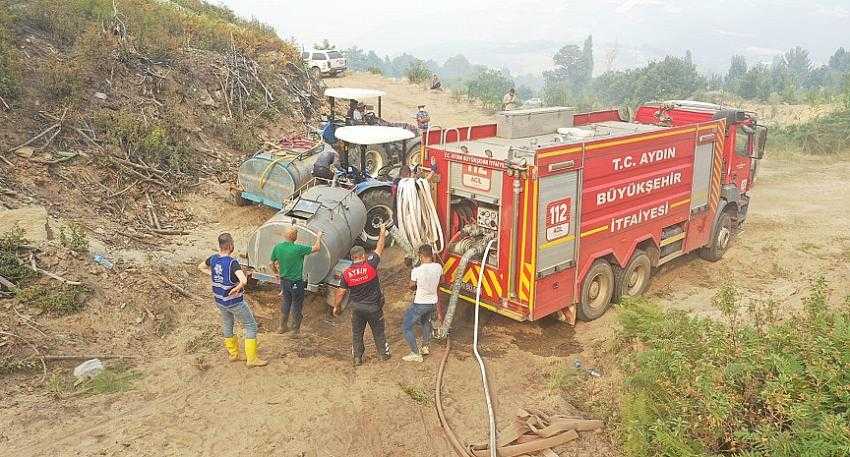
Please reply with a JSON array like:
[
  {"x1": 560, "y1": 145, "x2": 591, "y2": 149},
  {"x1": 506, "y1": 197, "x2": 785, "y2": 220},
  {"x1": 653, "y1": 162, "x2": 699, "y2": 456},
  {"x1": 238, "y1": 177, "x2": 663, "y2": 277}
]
[
  {"x1": 245, "y1": 338, "x2": 268, "y2": 367},
  {"x1": 223, "y1": 336, "x2": 240, "y2": 362}
]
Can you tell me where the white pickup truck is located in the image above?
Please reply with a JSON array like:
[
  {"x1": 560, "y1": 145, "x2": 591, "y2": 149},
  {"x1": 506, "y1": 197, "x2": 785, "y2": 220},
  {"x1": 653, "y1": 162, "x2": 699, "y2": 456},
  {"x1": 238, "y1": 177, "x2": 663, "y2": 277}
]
[{"x1": 303, "y1": 50, "x2": 347, "y2": 79}]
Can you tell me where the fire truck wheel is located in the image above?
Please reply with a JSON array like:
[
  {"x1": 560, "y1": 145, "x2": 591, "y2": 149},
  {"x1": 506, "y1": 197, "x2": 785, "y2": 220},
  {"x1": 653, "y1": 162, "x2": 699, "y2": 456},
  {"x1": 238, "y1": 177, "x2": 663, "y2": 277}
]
[
  {"x1": 360, "y1": 187, "x2": 394, "y2": 249},
  {"x1": 613, "y1": 250, "x2": 652, "y2": 302},
  {"x1": 577, "y1": 259, "x2": 615, "y2": 321},
  {"x1": 699, "y1": 211, "x2": 734, "y2": 262}
]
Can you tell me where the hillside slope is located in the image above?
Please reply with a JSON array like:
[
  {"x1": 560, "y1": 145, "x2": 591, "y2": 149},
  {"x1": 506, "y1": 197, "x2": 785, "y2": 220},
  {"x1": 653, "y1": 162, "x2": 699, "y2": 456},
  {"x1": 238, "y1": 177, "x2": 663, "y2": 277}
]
[{"x1": 0, "y1": 0, "x2": 322, "y2": 245}]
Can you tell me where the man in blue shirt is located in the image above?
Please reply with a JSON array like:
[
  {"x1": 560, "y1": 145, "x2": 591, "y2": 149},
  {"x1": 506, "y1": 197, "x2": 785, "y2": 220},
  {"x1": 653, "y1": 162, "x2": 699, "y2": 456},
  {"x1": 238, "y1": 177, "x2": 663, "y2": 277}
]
[{"x1": 198, "y1": 233, "x2": 267, "y2": 367}]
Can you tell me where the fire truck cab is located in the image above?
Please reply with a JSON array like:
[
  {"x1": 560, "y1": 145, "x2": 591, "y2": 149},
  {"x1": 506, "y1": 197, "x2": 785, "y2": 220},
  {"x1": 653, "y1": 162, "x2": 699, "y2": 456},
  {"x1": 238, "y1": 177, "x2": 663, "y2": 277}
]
[{"x1": 425, "y1": 102, "x2": 766, "y2": 323}]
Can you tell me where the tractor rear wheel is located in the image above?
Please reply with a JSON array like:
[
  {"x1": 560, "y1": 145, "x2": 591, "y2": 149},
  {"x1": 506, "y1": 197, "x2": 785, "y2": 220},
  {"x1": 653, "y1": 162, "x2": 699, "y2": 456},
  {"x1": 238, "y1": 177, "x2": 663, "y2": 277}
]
[
  {"x1": 699, "y1": 211, "x2": 733, "y2": 262},
  {"x1": 405, "y1": 141, "x2": 423, "y2": 167},
  {"x1": 359, "y1": 187, "x2": 394, "y2": 249},
  {"x1": 362, "y1": 146, "x2": 389, "y2": 175},
  {"x1": 613, "y1": 250, "x2": 652, "y2": 302},
  {"x1": 577, "y1": 259, "x2": 615, "y2": 321}
]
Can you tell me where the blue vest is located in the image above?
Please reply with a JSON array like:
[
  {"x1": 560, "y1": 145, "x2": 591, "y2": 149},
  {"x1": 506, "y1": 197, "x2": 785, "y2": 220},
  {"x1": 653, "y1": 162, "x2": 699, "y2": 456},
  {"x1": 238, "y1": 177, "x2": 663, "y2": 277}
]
[{"x1": 209, "y1": 254, "x2": 243, "y2": 307}]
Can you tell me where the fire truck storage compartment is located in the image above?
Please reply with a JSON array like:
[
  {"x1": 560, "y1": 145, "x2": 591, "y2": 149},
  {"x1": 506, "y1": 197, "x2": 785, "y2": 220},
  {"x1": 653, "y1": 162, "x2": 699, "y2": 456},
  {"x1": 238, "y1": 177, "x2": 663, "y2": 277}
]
[
  {"x1": 690, "y1": 135, "x2": 716, "y2": 213},
  {"x1": 496, "y1": 107, "x2": 575, "y2": 139},
  {"x1": 536, "y1": 171, "x2": 579, "y2": 277}
]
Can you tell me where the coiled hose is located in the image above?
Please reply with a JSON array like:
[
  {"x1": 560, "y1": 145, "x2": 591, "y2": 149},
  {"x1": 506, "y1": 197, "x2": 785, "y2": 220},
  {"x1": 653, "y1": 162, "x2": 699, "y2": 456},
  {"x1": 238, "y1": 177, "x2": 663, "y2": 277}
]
[{"x1": 396, "y1": 177, "x2": 444, "y2": 254}]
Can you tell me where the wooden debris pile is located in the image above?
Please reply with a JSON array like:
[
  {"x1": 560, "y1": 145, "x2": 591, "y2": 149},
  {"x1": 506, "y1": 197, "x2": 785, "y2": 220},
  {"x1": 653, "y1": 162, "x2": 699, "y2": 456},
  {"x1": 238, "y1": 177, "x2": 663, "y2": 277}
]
[{"x1": 469, "y1": 408, "x2": 603, "y2": 457}]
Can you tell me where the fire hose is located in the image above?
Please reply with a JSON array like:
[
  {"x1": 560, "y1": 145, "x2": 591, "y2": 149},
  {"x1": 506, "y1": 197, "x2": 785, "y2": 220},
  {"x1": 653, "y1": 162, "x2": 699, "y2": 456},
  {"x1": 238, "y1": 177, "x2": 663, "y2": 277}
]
[
  {"x1": 436, "y1": 244, "x2": 482, "y2": 339},
  {"x1": 473, "y1": 239, "x2": 498, "y2": 456},
  {"x1": 435, "y1": 239, "x2": 498, "y2": 457},
  {"x1": 396, "y1": 177, "x2": 445, "y2": 254}
]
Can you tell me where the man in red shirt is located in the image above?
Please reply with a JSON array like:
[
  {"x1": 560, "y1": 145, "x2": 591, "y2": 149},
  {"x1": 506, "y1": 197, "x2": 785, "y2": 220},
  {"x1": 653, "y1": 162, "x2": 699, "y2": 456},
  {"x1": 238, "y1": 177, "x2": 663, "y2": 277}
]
[{"x1": 333, "y1": 225, "x2": 389, "y2": 366}]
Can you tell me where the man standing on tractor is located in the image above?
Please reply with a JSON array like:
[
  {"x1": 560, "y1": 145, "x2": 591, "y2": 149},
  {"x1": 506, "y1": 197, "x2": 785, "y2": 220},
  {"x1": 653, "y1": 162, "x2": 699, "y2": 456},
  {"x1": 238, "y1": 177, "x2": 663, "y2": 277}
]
[
  {"x1": 401, "y1": 244, "x2": 442, "y2": 363},
  {"x1": 415, "y1": 105, "x2": 430, "y2": 131},
  {"x1": 333, "y1": 225, "x2": 390, "y2": 366},
  {"x1": 347, "y1": 99, "x2": 365, "y2": 124},
  {"x1": 271, "y1": 227, "x2": 323, "y2": 337},
  {"x1": 198, "y1": 233, "x2": 267, "y2": 367}
]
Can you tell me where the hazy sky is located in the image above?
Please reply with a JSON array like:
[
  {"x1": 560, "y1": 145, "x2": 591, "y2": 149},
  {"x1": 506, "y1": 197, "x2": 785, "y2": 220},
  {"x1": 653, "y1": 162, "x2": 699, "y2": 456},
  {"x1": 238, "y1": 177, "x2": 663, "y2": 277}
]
[{"x1": 216, "y1": 0, "x2": 850, "y2": 75}]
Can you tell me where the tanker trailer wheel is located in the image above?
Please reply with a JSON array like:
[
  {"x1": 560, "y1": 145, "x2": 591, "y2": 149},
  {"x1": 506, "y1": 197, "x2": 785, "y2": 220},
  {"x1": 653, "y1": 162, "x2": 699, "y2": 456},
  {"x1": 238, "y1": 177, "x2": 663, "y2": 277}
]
[
  {"x1": 613, "y1": 250, "x2": 652, "y2": 302},
  {"x1": 699, "y1": 211, "x2": 733, "y2": 262},
  {"x1": 577, "y1": 259, "x2": 615, "y2": 321},
  {"x1": 359, "y1": 187, "x2": 394, "y2": 249},
  {"x1": 227, "y1": 188, "x2": 251, "y2": 207}
]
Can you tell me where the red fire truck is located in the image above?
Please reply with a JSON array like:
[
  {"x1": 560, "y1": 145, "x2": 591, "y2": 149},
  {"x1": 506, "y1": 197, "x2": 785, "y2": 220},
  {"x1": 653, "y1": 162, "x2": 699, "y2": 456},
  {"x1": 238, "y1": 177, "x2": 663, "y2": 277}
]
[{"x1": 424, "y1": 101, "x2": 767, "y2": 323}]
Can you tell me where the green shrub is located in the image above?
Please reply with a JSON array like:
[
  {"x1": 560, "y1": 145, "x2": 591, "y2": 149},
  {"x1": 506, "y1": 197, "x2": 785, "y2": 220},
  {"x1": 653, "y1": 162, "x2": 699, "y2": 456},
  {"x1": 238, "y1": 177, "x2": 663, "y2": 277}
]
[
  {"x1": 405, "y1": 59, "x2": 432, "y2": 84},
  {"x1": 546, "y1": 362, "x2": 581, "y2": 391},
  {"x1": 98, "y1": 111, "x2": 192, "y2": 172},
  {"x1": 0, "y1": 226, "x2": 26, "y2": 252},
  {"x1": 59, "y1": 223, "x2": 89, "y2": 253},
  {"x1": 466, "y1": 69, "x2": 514, "y2": 110},
  {"x1": 14, "y1": 0, "x2": 295, "y2": 60},
  {"x1": 0, "y1": 228, "x2": 33, "y2": 285},
  {"x1": 367, "y1": 66, "x2": 383, "y2": 75},
  {"x1": 0, "y1": 5, "x2": 21, "y2": 101},
  {"x1": 86, "y1": 364, "x2": 140, "y2": 395},
  {"x1": 776, "y1": 110, "x2": 850, "y2": 155},
  {"x1": 398, "y1": 382, "x2": 432, "y2": 406},
  {"x1": 618, "y1": 280, "x2": 850, "y2": 457},
  {"x1": 16, "y1": 283, "x2": 90, "y2": 315}
]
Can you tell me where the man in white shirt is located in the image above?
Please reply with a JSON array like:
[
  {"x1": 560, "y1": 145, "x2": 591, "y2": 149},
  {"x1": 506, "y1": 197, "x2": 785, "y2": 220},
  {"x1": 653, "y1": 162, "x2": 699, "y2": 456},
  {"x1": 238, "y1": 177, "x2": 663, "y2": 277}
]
[{"x1": 402, "y1": 245, "x2": 443, "y2": 362}]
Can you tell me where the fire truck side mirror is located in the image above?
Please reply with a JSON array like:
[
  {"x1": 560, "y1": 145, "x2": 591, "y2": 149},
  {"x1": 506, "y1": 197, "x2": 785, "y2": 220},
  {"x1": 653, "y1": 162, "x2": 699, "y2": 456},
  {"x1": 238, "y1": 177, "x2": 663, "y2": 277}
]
[{"x1": 752, "y1": 125, "x2": 767, "y2": 160}]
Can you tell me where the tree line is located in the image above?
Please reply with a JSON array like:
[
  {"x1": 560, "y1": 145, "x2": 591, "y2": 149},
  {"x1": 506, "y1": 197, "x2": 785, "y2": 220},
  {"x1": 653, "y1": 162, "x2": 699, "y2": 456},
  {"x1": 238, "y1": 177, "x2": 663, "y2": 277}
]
[
  {"x1": 340, "y1": 40, "x2": 850, "y2": 111},
  {"x1": 545, "y1": 37, "x2": 850, "y2": 109}
]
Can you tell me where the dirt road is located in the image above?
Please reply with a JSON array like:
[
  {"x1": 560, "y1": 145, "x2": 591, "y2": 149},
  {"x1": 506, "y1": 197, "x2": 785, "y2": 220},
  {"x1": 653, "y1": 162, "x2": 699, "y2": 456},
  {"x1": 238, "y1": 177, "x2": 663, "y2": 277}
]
[
  {"x1": 2, "y1": 72, "x2": 848, "y2": 455},
  {"x1": 324, "y1": 72, "x2": 496, "y2": 128}
]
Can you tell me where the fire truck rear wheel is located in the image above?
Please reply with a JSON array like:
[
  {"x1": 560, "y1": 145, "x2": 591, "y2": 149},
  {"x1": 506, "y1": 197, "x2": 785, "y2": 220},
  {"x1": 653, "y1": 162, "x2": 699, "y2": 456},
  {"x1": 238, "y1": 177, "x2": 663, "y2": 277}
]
[
  {"x1": 577, "y1": 259, "x2": 615, "y2": 321},
  {"x1": 699, "y1": 211, "x2": 734, "y2": 262},
  {"x1": 613, "y1": 250, "x2": 652, "y2": 302}
]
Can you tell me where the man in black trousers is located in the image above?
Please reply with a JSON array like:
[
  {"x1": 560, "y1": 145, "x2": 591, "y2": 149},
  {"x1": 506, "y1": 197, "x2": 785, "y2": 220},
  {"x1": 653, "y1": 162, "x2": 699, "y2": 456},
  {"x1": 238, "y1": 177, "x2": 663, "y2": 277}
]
[{"x1": 333, "y1": 225, "x2": 390, "y2": 366}]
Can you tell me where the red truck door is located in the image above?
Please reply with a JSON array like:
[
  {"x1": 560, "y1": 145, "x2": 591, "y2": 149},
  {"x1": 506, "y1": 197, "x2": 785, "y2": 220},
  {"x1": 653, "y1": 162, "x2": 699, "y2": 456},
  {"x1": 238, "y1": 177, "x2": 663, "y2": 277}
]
[
  {"x1": 532, "y1": 170, "x2": 580, "y2": 319},
  {"x1": 728, "y1": 125, "x2": 754, "y2": 192}
]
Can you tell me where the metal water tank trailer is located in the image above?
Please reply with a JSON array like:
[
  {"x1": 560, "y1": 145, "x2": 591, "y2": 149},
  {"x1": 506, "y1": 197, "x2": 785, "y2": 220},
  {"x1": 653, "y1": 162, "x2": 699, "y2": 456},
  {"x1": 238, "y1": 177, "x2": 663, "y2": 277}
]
[
  {"x1": 247, "y1": 185, "x2": 367, "y2": 286},
  {"x1": 237, "y1": 148, "x2": 326, "y2": 208}
]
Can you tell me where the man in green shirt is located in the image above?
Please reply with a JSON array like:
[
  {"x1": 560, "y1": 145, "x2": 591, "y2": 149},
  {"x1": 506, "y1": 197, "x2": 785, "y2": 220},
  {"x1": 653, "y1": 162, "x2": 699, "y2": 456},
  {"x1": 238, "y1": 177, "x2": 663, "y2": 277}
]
[{"x1": 271, "y1": 227, "x2": 322, "y2": 336}]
